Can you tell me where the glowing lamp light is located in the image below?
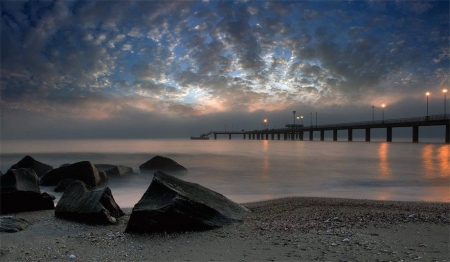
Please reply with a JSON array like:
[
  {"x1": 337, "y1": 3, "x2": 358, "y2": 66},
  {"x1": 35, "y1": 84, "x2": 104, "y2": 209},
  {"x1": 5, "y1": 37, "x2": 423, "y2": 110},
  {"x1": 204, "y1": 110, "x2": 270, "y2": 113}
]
[
  {"x1": 426, "y1": 92, "x2": 430, "y2": 96},
  {"x1": 443, "y1": 89, "x2": 448, "y2": 93},
  {"x1": 382, "y1": 104, "x2": 385, "y2": 108}
]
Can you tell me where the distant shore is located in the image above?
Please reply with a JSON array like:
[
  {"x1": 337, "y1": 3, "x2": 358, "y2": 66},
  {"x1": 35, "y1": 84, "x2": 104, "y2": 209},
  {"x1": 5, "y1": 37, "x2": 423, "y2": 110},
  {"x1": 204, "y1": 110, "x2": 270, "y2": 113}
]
[{"x1": 1, "y1": 197, "x2": 449, "y2": 261}]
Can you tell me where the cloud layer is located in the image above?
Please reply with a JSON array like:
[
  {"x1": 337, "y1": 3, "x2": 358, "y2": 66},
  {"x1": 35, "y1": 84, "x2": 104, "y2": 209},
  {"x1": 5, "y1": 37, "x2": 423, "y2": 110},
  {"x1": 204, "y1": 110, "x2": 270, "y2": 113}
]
[{"x1": 1, "y1": 1, "x2": 448, "y2": 138}]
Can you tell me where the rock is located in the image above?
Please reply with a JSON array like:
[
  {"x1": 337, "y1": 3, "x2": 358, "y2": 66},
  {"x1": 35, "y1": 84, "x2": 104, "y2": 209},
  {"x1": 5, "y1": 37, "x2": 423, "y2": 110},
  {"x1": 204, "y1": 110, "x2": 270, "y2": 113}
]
[
  {"x1": 1, "y1": 169, "x2": 55, "y2": 214},
  {"x1": 125, "y1": 171, "x2": 249, "y2": 233},
  {"x1": 99, "y1": 171, "x2": 108, "y2": 183},
  {"x1": 55, "y1": 181, "x2": 124, "y2": 224},
  {"x1": 54, "y1": 179, "x2": 76, "y2": 192},
  {"x1": 40, "y1": 161, "x2": 105, "y2": 187},
  {"x1": 139, "y1": 156, "x2": 188, "y2": 175},
  {"x1": 0, "y1": 216, "x2": 30, "y2": 233},
  {"x1": 1, "y1": 168, "x2": 41, "y2": 193},
  {"x1": 95, "y1": 164, "x2": 135, "y2": 177},
  {"x1": 9, "y1": 155, "x2": 53, "y2": 178}
]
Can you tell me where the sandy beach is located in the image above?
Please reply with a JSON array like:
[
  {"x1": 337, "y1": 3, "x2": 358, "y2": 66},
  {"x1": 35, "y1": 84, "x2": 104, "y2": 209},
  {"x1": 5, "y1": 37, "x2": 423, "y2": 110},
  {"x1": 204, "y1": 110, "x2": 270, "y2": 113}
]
[{"x1": 1, "y1": 197, "x2": 449, "y2": 261}]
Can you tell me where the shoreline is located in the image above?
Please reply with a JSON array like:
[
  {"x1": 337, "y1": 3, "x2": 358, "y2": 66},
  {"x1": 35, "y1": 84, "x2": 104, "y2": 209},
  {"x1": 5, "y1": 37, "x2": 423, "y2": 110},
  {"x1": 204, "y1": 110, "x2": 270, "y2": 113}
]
[{"x1": 1, "y1": 196, "x2": 449, "y2": 261}]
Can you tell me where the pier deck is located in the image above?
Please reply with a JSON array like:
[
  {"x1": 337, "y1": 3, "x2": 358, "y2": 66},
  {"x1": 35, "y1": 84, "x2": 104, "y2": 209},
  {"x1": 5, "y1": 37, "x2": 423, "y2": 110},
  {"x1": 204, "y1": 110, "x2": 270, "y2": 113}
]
[{"x1": 194, "y1": 114, "x2": 450, "y2": 143}]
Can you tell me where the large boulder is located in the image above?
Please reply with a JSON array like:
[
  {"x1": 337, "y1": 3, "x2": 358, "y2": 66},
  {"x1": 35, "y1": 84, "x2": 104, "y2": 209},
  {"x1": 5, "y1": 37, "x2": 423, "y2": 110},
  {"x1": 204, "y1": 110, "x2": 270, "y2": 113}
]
[
  {"x1": 139, "y1": 156, "x2": 188, "y2": 175},
  {"x1": 125, "y1": 171, "x2": 249, "y2": 233},
  {"x1": 0, "y1": 216, "x2": 30, "y2": 233},
  {"x1": 1, "y1": 169, "x2": 55, "y2": 214},
  {"x1": 10, "y1": 155, "x2": 53, "y2": 178},
  {"x1": 95, "y1": 164, "x2": 135, "y2": 177},
  {"x1": 40, "y1": 161, "x2": 105, "y2": 187},
  {"x1": 55, "y1": 181, "x2": 124, "y2": 224}
]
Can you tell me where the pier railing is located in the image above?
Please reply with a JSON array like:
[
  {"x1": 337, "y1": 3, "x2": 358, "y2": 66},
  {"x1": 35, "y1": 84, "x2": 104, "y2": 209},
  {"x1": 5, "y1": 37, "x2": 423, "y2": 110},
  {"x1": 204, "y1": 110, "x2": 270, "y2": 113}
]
[{"x1": 286, "y1": 114, "x2": 449, "y2": 129}]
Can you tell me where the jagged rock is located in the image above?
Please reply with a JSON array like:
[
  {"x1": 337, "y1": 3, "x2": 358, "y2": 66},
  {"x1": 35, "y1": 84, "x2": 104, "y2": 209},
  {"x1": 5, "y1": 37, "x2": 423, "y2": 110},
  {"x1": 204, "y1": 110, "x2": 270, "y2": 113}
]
[
  {"x1": 10, "y1": 155, "x2": 53, "y2": 178},
  {"x1": 99, "y1": 171, "x2": 108, "y2": 183},
  {"x1": 0, "y1": 216, "x2": 30, "y2": 233},
  {"x1": 1, "y1": 169, "x2": 55, "y2": 214},
  {"x1": 54, "y1": 179, "x2": 76, "y2": 192},
  {"x1": 40, "y1": 161, "x2": 105, "y2": 187},
  {"x1": 1, "y1": 168, "x2": 41, "y2": 193},
  {"x1": 139, "y1": 156, "x2": 188, "y2": 175},
  {"x1": 125, "y1": 171, "x2": 249, "y2": 233},
  {"x1": 95, "y1": 164, "x2": 135, "y2": 177},
  {"x1": 55, "y1": 181, "x2": 124, "y2": 224}
]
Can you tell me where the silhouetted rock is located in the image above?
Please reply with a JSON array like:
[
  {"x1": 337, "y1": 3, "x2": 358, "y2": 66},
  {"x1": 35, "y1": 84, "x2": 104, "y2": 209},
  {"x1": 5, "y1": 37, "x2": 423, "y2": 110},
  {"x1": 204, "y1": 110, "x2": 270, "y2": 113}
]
[
  {"x1": 125, "y1": 171, "x2": 249, "y2": 233},
  {"x1": 10, "y1": 155, "x2": 53, "y2": 178},
  {"x1": 95, "y1": 164, "x2": 135, "y2": 177},
  {"x1": 55, "y1": 181, "x2": 124, "y2": 224},
  {"x1": 54, "y1": 179, "x2": 76, "y2": 192},
  {"x1": 139, "y1": 156, "x2": 188, "y2": 175},
  {"x1": 99, "y1": 171, "x2": 108, "y2": 183},
  {"x1": 40, "y1": 161, "x2": 105, "y2": 187},
  {"x1": 0, "y1": 216, "x2": 30, "y2": 233},
  {"x1": 1, "y1": 169, "x2": 55, "y2": 214},
  {"x1": 1, "y1": 168, "x2": 41, "y2": 193}
]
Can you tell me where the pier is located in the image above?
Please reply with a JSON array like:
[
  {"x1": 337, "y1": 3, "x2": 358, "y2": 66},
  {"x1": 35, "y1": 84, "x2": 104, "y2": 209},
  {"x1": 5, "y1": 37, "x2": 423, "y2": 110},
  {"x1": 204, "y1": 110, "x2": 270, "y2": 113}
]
[{"x1": 193, "y1": 114, "x2": 450, "y2": 143}]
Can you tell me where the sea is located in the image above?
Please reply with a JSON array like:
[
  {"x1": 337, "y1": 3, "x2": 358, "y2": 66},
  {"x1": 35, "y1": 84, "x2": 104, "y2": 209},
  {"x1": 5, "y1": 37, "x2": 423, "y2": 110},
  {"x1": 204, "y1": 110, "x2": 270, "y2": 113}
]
[{"x1": 1, "y1": 139, "x2": 449, "y2": 207}]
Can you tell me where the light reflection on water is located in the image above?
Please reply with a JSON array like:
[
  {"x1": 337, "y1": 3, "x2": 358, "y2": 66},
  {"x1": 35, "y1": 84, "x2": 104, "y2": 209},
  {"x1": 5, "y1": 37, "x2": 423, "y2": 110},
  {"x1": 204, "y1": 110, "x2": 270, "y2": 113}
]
[{"x1": 1, "y1": 139, "x2": 449, "y2": 206}]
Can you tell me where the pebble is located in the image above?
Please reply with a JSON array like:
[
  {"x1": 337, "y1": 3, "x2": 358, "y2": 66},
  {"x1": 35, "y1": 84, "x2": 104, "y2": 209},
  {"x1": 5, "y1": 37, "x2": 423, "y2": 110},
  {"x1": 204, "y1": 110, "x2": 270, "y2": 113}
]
[{"x1": 69, "y1": 254, "x2": 76, "y2": 259}]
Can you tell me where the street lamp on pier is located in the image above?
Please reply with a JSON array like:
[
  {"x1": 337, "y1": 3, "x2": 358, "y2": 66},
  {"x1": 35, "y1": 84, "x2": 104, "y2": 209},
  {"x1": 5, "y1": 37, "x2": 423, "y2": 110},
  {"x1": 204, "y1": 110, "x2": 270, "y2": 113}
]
[
  {"x1": 382, "y1": 104, "x2": 385, "y2": 123},
  {"x1": 300, "y1": 115, "x2": 303, "y2": 125},
  {"x1": 264, "y1": 119, "x2": 268, "y2": 130},
  {"x1": 426, "y1": 92, "x2": 430, "y2": 117},
  {"x1": 372, "y1": 105, "x2": 374, "y2": 123},
  {"x1": 293, "y1": 111, "x2": 296, "y2": 126},
  {"x1": 443, "y1": 89, "x2": 447, "y2": 116}
]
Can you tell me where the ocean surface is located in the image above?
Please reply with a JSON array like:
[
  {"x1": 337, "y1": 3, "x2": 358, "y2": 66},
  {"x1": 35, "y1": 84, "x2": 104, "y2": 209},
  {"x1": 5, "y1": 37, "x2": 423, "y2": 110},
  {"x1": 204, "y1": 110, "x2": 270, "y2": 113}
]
[{"x1": 1, "y1": 139, "x2": 449, "y2": 207}]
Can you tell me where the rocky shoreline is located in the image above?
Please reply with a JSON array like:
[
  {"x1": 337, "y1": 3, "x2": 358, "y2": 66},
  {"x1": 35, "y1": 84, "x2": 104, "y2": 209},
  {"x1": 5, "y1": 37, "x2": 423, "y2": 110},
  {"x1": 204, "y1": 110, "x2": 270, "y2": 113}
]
[{"x1": 1, "y1": 197, "x2": 449, "y2": 261}]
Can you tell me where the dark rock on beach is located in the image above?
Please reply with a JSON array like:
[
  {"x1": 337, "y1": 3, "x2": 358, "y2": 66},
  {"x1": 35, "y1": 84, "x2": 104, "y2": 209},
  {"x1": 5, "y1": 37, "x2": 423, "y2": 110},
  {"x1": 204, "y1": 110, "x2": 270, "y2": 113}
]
[
  {"x1": 40, "y1": 161, "x2": 105, "y2": 187},
  {"x1": 54, "y1": 179, "x2": 76, "y2": 192},
  {"x1": 55, "y1": 181, "x2": 124, "y2": 224},
  {"x1": 10, "y1": 155, "x2": 53, "y2": 178},
  {"x1": 0, "y1": 216, "x2": 30, "y2": 233},
  {"x1": 125, "y1": 171, "x2": 249, "y2": 233},
  {"x1": 1, "y1": 169, "x2": 55, "y2": 214},
  {"x1": 139, "y1": 155, "x2": 188, "y2": 175},
  {"x1": 95, "y1": 164, "x2": 135, "y2": 177}
]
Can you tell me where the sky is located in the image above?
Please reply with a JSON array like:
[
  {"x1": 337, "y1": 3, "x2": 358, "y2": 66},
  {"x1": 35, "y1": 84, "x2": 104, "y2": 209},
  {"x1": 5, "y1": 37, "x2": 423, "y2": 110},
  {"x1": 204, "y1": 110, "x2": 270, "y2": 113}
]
[{"x1": 1, "y1": 0, "x2": 449, "y2": 139}]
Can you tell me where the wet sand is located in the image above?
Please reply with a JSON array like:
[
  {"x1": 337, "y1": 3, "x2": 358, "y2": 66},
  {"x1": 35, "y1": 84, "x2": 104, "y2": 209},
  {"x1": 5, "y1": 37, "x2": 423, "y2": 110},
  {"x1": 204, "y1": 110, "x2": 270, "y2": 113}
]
[{"x1": 1, "y1": 197, "x2": 449, "y2": 261}]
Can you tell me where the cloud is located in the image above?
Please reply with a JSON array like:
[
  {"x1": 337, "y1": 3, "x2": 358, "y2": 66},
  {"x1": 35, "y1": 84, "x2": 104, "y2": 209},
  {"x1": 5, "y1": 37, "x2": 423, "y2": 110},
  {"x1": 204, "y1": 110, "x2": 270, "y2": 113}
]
[{"x1": 0, "y1": 1, "x2": 448, "y2": 139}]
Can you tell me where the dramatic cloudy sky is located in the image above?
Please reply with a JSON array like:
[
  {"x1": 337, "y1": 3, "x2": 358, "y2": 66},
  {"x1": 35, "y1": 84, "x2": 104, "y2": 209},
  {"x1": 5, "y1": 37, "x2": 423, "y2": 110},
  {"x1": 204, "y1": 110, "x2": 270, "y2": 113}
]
[{"x1": 1, "y1": 1, "x2": 449, "y2": 139}]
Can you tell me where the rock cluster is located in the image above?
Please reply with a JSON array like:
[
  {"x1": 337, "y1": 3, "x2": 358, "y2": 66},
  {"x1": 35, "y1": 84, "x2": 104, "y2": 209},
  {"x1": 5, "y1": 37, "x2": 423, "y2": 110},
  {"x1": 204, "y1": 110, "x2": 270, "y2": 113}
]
[{"x1": 3, "y1": 155, "x2": 248, "y2": 234}]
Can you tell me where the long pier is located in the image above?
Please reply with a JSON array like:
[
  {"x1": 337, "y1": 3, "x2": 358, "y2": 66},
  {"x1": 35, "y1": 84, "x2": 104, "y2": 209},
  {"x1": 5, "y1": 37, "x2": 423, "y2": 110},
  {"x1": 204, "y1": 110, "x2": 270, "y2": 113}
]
[{"x1": 194, "y1": 114, "x2": 450, "y2": 143}]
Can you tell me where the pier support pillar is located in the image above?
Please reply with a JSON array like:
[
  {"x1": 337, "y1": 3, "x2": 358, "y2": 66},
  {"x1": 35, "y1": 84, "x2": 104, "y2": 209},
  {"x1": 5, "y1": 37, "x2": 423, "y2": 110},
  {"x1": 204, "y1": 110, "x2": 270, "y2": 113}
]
[
  {"x1": 292, "y1": 132, "x2": 295, "y2": 140},
  {"x1": 271, "y1": 133, "x2": 274, "y2": 140},
  {"x1": 277, "y1": 133, "x2": 280, "y2": 140},
  {"x1": 284, "y1": 133, "x2": 287, "y2": 140},
  {"x1": 309, "y1": 131, "x2": 313, "y2": 141},
  {"x1": 300, "y1": 132, "x2": 303, "y2": 141},
  {"x1": 446, "y1": 123, "x2": 449, "y2": 144},
  {"x1": 257, "y1": 134, "x2": 260, "y2": 140},
  {"x1": 333, "y1": 130, "x2": 338, "y2": 141},
  {"x1": 348, "y1": 129, "x2": 353, "y2": 142},
  {"x1": 412, "y1": 126, "x2": 419, "y2": 143},
  {"x1": 229, "y1": 134, "x2": 231, "y2": 140},
  {"x1": 365, "y1": 128, "x2": 370, "y2": 142},
  {"x1": 214, "y1": 134, "x2": 217, "y2": 140},
  {"x1": 243, "y1": 134, "x2": 246, "y2": 140},
  {"x1": 386, "y1": 127, "x2": 392, "y2": 142},
  {"x1": 320, "y1": 130, "x2": 324, "y2": 141},
  {"x1": 266, "y1": 133, "x2": 269, "y2": 140}
]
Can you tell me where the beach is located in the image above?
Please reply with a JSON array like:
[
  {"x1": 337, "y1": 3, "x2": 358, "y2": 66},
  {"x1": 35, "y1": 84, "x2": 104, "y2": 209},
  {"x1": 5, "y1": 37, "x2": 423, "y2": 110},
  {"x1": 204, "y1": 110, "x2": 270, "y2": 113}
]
[{"x1": 1, "y1": 197, "x2": 449, "y2": 261}]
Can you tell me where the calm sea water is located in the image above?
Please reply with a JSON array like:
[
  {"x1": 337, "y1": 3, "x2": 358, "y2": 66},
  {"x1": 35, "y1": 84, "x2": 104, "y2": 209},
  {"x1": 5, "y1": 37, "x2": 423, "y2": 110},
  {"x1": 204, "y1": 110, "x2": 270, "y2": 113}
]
[{"x1": 1, "y1": 139, "x2": 449, "y2": 207}]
